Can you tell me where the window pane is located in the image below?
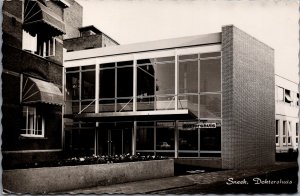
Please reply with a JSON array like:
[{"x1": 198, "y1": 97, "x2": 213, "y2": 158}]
[
  {"x1": 117, "y1": 67, "x2": 133, "y2": 97},
  {"x1": 155, "y1": 63, "x2": 175, "y2": 95},
  {"x1": 275, "y1": 120, "x2": 279, "y2": 135},
  {"x1": 81, "y1": 71, "x2": 95, "y2": 100},
  {"x1": 36, "y1": 114, "x2": 43, "y2": 131},
  {"x1": 137, "y1": 127, "x2": 154, "y2": 150},
  {"x1": 22, "y1": 107, "x2": 28, "y2": 134},
  {"x1": 100, "y1": 62, "x2": 115, "y2": 69},
  {"x1": 179, "y1": 123, "x2": 198, "y2": 151},
  {"x1": 117, "y1": 61, "x2": 133, "y2": 67},
  {"x1": 137, "y1": 58, "x2": 155, "y2": 65},
  {"x1": 179, "y1": 54, "x2": 198, "y2": 60},
  {"x1": 200, "y1": 52, "x2": 221, "y2": 58},
  {"x1": 200, "y1": 58, "x2": 221, "y2": 92},
  {"x1": 178, "y1": 95, "x2": 198, "y2": 117},
  {"x1": 66, "y1": 72, "x2": 80, "y2": 100},
  {"x1": 277, "y1": 87, "x2": 284, "y2": 101},
  {"x1": 82, "y1": 65, "x2": 95, "y2": 70},
  {"x1": 117, "y1": 98, "x2": 133, "y2": 112},
  {"x1": 155, "y1": 56, "x2": 175, "y2": 62},
  {"x1": 283, "y1": 121, "x2": 286, "y2": 135},
  {"x1": 137, "y1": 96, "x2": 155, "y2": 111},
  {"x1": 99, "y1": 100, "x2": 115, "y2": 112},
  {"x1": 200, "y1": 120, "x2": 221, "y2": 151},
  {"x1": 66, "y1": 67, "x2": 79, "y2": 72},
  {"x1": 81, "y1": 100, "x2": 95, "y2": 113},
  {"x1": 156, "y1": 126, "x2": 175, "y2": 150},
  {"x1": 137, "y1": 65, "x2": 155, "y2": 96},
  {"x1": 100, "y1": 69, "x2": 115, "y2": 98},
  {"x1": 156, "y1": 95, "x2": 175, "y2": 110},
  {"x1": 200, "y1": 94, "x2": 221, "y2": 118},
  {"x1": 179, "y1": 60, "x2": 198, "y2": 94}
]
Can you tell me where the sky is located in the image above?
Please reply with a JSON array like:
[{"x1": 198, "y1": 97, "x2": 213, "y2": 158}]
[{"x1": 76, "y1": 0, "x2": 299, "y2": 83}]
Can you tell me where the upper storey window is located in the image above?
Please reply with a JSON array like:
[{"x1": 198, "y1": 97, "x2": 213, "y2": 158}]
[
  {"x1": 22, "y1": 0, "x2": 65, "y2": 57},
  {"x1": 22, "y1": 30, "x2": 55, "y2": 57}
]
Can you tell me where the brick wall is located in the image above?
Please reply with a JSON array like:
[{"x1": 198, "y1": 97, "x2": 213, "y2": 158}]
[
  {"x1": 221, "y1": 25, "x2": 275, "y2": 169},
  {"x1": 102, "y1": 34, "x2": 119, "y2": 47},
  {"x1": 63, "y1": 0, "x2": 83, "y2": 39},
  {"x1": 3, "y1": 0, "x2": 23, "y2": 19},
  {"x1": 64, "y1": 34, "x2": 103, "y2": 51},
  {"x1": 2, "y1": 3, "x2": 23, "y2": 48}
]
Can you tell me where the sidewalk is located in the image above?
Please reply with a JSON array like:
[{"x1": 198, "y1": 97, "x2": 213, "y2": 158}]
[{"x1": 58, "y1": 162, "x2": 297, "y2": 194}]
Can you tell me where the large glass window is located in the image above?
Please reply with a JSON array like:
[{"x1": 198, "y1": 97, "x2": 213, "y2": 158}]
[
  {"x1": 117, "y1": 65, "x2": 133, "y2": 98},
  {"x1": 99, "y1": 67, "x2": 115, "y2": 99},
  {"x1": 136, "y1": 127, "x2": 154, "y2": 150},
  {"x1": 66, "y1": 66, "x2": 95, "y2": 114},
  {"x1": 155, "y1": 61, "x2": 175, "y2": 95},
  {"x1": 179, "y1": 122, "x2": 198, "y2": 151},
  {"x1": 136, "y1": 57, "x2": 175, "y2": 111},
  {"x1": 21, "y1": 106, "x2": 44, "y2": 137},
  {"x1": 200, "y1": 94, "x2": 221, "y2": 118},
  {"x1": 179, "y1": 60, "x2": 198, "y2": 94},
  {"x1": 156, "y1": 122, "x2": 175, "y2": 152},
  {"x1": 81, "y1": 69, "x2": 95, "y2": 100},
  {"x1": 200, "y1": 120, "x2": 221, "y2": 157},
  {"x1": 200, "y1": 58, "x2": 221, "y2": 92}
]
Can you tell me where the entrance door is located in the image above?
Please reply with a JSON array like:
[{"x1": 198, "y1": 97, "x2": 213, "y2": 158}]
[
  {"x1": 109, "y1": 129, "x2": 123, "y2": 155},
  {"x1": 98, "y1": 128, "x2": 132, "y2": 156}
]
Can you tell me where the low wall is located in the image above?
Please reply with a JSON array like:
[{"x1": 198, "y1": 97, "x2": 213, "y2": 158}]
[
  {"x1": 3, "y1": 159, "x2": 174, "y2": 194},
  {"x1": 175, "y1": 158, "x2": 222, "y2": 169}
]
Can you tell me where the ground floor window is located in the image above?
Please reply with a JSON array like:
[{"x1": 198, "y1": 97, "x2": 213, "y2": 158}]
[
  {"x1": 21, "y1": 106, "x2": 44, "y2": 137},
  {"x1": 64, "y1": 120, "x2": 221, "y2": 158},
  {"x1": 136, "y1": 120, "x2": 221, "y2": 157},
  {"x1": 296, "y1": 123, "x2": 298, "y2": 144},
  {"x1": 275, "y1": 120, "x2": 279, "y2": 145}
]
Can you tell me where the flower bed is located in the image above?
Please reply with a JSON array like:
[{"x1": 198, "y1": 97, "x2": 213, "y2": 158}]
[
  {"x1": 7, "y1": 153, "x2": 167, "y2": 170},
  {"x1": 3, "y1": 158, "x2": 174, "y2": 194}
]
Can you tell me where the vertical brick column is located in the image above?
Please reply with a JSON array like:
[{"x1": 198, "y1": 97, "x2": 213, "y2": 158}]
[{"x1": 221, "y1": 25, "x2": 275, "y2": 169}]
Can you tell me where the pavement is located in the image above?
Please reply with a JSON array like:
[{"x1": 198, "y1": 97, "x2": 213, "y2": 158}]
[{"x1": 57, "y1": 161, "x2": 298, "y2": 194}]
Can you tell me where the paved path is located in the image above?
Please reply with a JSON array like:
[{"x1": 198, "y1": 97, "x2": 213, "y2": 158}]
[{"x1": 58, "y1": 162, "x2": 297, "y2": 194}]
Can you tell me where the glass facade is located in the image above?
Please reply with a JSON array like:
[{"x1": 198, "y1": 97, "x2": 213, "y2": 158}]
[{"x1": 65, "y1": 49, "x2": 222, "y2": 158}]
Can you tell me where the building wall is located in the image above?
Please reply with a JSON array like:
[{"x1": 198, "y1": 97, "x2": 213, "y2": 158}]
[
  {"x1": 102, "y1": 34, "x2": 119, "y2": 47},
  {"x1": 63, "y1": 0, "x2": 83, "y2": 39},
  {"x1": 2, "y1": 1, "x2": 23, "y2": 48},
  {"x1": 64, "y1": 34, "x2": 103, "y2": 51},
  {"x1": 275, "y1": 75, "x2": 299, "y2": 152},
  {"x1": 2, "y1": 0, "x2": 69, "y2": 169},
  {"x1": 221, "y1": 25, "x2": 275, "y2": 169}
]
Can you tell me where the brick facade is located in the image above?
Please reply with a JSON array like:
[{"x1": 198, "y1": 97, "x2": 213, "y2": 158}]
[
  {"x1": 221, "y1": 25, "x2": 275, "y2": 169},
  {"x1": 64, "y1": 34, "x2": 103, "y2": 51},
  {"x1": 2, "y1": 0, "x2": 82, "y2": 169},
  {"x1": 63, "y1": 0, "x2": 83, "y2": 39}
]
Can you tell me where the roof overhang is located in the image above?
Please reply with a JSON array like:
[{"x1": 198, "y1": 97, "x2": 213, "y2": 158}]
[
  {"x1": 22, "y1": 77, "x2": 63, "y2": 105},
  {"x1": 65, "y1": 33, "x2": 221, "y2": 61},
  {"x1": 64, "y1": 110, "x2": 196, "y2": 122}
]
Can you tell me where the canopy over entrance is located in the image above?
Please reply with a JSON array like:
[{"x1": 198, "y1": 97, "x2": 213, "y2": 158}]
[{"x1": 64, "y1": 109, "x2": 196, "y2": 122}]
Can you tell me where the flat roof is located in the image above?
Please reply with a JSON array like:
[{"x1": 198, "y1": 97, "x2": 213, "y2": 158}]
[
  {"x1": 78, "y1": 25, "x2": 102, "y2": 34},
  {"x1": 65, "y1": 32, "x2": 221, "y2": 61}
]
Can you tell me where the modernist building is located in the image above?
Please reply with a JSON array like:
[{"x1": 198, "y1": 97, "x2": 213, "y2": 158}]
[
  {"x1": 2, "y1": 0, "x2": 83, "y2": 168},
  {"x1": 63, "y1": 25, "x2": 275, "y2": 169},
  {"x1": 275, "y1": 75, "x2": 299, "y2": 153}
]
